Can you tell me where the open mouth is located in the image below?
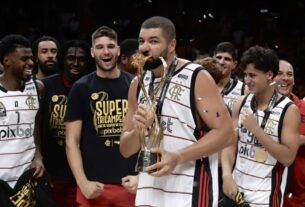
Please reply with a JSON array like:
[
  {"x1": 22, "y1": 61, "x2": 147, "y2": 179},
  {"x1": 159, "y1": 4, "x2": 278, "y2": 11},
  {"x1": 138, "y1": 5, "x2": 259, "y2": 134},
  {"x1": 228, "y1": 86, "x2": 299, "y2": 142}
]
[
  {"x1": 102, "y1": 58, "x2": 112, "y2": 62},
  {"x1": 24, "y1": 69, "x2": 32, "y2": 75},
  {"x1": 278, "y1": 83, "x2": 288, "y2": 87},
  {"x1": 45, "y1": 61, "x2": 55, "y2": 66},
  {"x1": 70, "y1": 68, "x2": 80, "y2": 74}
]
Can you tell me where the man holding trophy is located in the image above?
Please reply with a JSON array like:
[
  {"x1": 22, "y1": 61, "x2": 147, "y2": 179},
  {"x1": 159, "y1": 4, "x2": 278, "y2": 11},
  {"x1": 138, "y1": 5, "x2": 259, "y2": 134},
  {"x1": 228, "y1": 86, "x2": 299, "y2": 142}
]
[{"x1": 120, "y1": 16, "x2": 235, "y2": 207}]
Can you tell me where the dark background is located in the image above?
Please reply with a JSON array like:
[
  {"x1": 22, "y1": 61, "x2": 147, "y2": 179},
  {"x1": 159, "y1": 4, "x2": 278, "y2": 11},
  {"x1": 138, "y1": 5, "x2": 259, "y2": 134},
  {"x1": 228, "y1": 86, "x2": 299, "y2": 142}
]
[{"x1": 1, "y1": 0, "x2": 305, "y2": 96}]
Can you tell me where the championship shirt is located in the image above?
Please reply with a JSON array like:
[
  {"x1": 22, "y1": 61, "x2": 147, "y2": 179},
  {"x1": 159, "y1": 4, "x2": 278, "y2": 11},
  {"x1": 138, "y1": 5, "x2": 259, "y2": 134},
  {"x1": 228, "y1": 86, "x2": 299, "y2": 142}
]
[
  {"x1": 65, "y1": 71, "x2": 137, "y2": 183},
  {"x1": 41, "y1": 74, "x2": 74, "y2": 181}
]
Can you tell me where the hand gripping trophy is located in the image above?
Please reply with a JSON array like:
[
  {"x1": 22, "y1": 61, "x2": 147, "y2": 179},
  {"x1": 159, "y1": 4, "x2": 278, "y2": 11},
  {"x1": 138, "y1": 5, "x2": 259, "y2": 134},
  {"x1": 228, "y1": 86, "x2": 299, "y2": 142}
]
[{"x1": 131, "y1": 53, "x2": 168, "y2": 172}]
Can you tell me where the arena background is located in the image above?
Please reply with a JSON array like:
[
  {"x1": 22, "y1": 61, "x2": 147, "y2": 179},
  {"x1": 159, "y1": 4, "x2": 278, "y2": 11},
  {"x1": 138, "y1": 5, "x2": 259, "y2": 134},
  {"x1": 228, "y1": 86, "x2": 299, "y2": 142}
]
[{"x1": 1, "y1": 0, "x2": 305, "y2": 97}]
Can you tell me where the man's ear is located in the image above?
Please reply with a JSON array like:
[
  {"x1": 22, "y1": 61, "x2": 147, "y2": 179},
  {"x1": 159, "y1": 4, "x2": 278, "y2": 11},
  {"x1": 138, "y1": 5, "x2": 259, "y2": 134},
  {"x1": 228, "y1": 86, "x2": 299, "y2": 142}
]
[
  {"x1": 3, "y1": 55, "x2": 10, "y2": 66},
  {"x1": 267, "y1": 71, "x2": 274, "y2": 81},
  {"x1": 233, "y1": 60, "x2": 238, "y2": 70},
  {"x1": 90, "y1": 48, "x2": 94, "y2": 58},
  {"x1": 168, "y1": 38, "x2": 176, "y2": 54},
  {"x1": 121, "y1": 55, "x2": 128, "y2": 64}
]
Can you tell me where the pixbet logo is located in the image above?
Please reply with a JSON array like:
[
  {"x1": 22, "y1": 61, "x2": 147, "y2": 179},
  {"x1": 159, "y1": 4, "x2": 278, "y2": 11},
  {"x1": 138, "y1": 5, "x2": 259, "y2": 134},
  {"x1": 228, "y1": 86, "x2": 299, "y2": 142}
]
[{"x1": 0, "y1": 124, "x2": 33, "y2": 139}]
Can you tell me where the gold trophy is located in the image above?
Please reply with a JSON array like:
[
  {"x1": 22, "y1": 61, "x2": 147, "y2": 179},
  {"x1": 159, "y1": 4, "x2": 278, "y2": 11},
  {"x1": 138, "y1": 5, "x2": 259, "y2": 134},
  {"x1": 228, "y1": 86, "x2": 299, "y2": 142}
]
[{"x1": 131, "y1": 53, "x2": 168, "y2": 172}]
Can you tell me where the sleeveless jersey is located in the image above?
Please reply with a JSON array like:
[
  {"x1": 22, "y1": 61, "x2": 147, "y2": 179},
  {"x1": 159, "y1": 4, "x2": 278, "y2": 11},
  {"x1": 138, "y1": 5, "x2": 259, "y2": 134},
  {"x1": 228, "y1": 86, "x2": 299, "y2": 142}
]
[
  {"x1": 234, "y1": 93, "x2": 293, "y2": 207},
  {"x1": 0, "y1": 79, "x2": 39, "y2": 188},
  {"x1": 222, "y1": 78, "x2": 245, "y2": 112},
  {"x1": 136, "y1": 63, "x2": 219, "y2": 207}
]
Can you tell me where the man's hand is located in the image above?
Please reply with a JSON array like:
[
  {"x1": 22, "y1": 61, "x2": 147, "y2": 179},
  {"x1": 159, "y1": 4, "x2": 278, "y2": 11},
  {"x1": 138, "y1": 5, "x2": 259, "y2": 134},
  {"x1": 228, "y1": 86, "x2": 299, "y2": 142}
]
[
  {"x1": 79, "y1": 180, "x2": 104, "y2": 199},
  {"x1": 133, "y1": 104, "x2": 155, "y2": 131},
  {"x1": 223, "y1": 174, "x2": 238, "y2": 200},
  {"x1": 240, "y1": 109, "x2": 259, "y2": 134},
  {"x1": 122, "y1": 175, "x2": 138, "y2": 194},
  {"x1": 31, "y1": 157, "x2": 44, "y2": 178},
  {"x1": 145, "y1": 148, "x2": 181, "y2": 177}
]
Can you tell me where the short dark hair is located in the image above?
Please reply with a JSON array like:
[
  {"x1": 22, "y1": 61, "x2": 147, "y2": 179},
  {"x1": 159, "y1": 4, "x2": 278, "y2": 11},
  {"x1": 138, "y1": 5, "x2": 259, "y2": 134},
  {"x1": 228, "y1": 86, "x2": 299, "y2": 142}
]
[
  {"x1": 91, "y1": 26, "x2": 118, "y2": 44},
  {"x1": 32, "y1": 36, "x2": 60, "y2": 62},
  {"x1": 214, "y1": 42, "x2": 238, "y2": 60},
  {"x1": 57, "y1": 40, "x2": 92, "y2": 73},
  {"x1": 119, "y1": 38, "x2": 138, "y2": 61},
  {"x1": 240, "y1": 45, "x2": 279, "y2": 77},
  {"x1": 141, "y1": 16, "x2": 176, "y2": 42},
  {"x1": 0, "y1": 34, "x2": 31, "y2": 64}
]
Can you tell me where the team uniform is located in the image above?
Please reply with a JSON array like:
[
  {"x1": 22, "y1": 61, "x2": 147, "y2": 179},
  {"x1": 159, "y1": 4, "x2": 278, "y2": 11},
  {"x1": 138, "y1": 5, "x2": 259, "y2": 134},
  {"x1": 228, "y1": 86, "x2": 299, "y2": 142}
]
[
  {"x1": 0, "y1": 79, "x2": 39, "y2": 188},
  {"x1": 222, "y1": 78, "x2": 246, "y2": 112},
  {"x1": 136, "y1": 63, "x2": 219, "y2": 207},
  {"x1": 283, "y1": 93, "x2": 305, "y2": 207},
  {"x1": 234, "y1": 93, "x2": 293, "y2": 207},
  {"x1": 41, "y1": 74, "x2": 77, "y2": 207},
  {"x1": 65, "y1": 71, "x2": 137, "y2": 206},
  {"x1": 219, "y1": 78, "x2": 245, "y2": 206}
]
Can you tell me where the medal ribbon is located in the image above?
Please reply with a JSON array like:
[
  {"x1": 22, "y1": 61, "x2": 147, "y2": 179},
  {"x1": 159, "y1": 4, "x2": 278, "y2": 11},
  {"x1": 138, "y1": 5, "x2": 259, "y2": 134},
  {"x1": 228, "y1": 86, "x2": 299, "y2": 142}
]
[
  {"x1": 149, "y1": 57, "x2": 178, "y2": 123},
  {"x1": 250, "y1": 91, "x2": 278, "y2": 129}
]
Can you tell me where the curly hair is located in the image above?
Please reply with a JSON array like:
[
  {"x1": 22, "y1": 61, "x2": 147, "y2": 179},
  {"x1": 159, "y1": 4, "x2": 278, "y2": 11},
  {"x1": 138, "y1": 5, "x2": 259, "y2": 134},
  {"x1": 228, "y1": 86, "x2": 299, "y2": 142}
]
[
  {"x1": 194, "y1": 57, "x2": 222, "y2": 84},
  {"x1": 240, "y1": 45, "x2": 279, "y2": 77}
]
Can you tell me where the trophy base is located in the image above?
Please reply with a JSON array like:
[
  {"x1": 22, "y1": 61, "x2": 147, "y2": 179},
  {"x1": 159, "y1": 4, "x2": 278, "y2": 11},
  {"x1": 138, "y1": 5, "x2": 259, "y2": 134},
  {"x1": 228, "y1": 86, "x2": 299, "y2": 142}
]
[{"x1": 135, "y1": 150, "x2": 160, "y2": 173}]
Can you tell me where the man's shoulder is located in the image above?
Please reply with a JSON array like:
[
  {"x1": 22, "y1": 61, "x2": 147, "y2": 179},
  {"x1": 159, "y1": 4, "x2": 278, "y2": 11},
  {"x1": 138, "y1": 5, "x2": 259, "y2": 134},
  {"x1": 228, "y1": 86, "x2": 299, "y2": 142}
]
[
  {"x1": 120, "y1": 70, "x2": 134, "y2": 82},
  {"x1": 120, "y1": 71, "x2": 135, "y2": 86},
  {"x1": 183, "y1": 62, "x2": 202, "y2": 71},
  {"x1": 74, "y1": 72, "x2": 95, "y2": 86},
  {"x1": 41, "y1": 74, "x2": 61, "y2": 85},
  {"x1": 291, "y1": 93, "x2": 305, "y2": 110}
]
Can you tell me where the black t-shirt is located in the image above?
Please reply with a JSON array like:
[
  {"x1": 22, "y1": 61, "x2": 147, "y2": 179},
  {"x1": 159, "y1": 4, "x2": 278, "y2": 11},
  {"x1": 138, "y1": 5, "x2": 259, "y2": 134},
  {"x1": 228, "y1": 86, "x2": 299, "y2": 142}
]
[
  {"x1": 41, "y1": 74, "x2": 75, "y2": 181},
  {"x1": 65, "y1": 71, "x2": 137, "y2": 183}
]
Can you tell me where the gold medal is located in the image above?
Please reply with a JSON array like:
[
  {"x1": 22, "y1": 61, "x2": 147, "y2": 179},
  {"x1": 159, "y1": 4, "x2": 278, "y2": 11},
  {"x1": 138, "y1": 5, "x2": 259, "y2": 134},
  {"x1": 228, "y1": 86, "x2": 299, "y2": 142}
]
[{"x1": 255, "y1": 148, "x2": 268, "y2": 162}]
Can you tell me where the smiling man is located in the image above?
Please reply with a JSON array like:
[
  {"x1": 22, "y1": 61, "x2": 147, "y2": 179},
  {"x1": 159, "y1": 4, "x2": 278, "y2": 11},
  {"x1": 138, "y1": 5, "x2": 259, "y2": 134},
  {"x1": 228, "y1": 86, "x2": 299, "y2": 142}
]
[
  {"x1": 40, "y1": 40, "x2": 92, "y2": 207},
  {"x1": 32, "y1": 36, "x2": 59, "y2": 80},
  {"x1": 65, "y1": 26, "x2": 137, "y2": 207},
  {"x1": 274, "y1": 60, "x2": 305, "y2": 207},
  {"x1": 0, "y1": 34, "x2": 44, "y2": 205},
  {"x1": 120, "y1": 16, "x2": 234, "y2": 207},
  {"x1": 222, "y1": 46, "x2": 300, "y2": 207}
]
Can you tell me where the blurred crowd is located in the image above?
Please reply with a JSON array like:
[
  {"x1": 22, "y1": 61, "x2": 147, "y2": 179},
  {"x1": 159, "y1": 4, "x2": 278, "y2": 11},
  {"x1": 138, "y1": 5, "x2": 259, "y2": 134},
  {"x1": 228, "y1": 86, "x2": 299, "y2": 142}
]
[{"x1": 1, "y1": 0, "x2": 304, "y2": 95}]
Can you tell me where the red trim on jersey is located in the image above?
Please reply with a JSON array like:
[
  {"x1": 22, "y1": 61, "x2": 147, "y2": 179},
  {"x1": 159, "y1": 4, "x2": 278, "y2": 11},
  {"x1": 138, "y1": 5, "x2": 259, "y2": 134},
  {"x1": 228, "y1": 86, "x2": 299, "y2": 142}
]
[
  {"x1": 272, "y1": 162, "x2": 284, "y2": 207},
  {"x1": 198, "y1": 161, "x2": 211, "y2": 207}
]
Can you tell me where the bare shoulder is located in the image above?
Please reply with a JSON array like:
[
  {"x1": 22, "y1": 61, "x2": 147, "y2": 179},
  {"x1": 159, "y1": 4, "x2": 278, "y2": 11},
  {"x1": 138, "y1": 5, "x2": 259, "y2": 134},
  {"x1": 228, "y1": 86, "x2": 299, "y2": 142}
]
[
  {"x1": 280, "y1": 101, "x2": 301, "y2": 133},
  {"x1": 285, "y1": 102, "x2": 301, "y2": 119},
  {"x1": 195, "y1": 69, "x2": 217, "y2": 88}
]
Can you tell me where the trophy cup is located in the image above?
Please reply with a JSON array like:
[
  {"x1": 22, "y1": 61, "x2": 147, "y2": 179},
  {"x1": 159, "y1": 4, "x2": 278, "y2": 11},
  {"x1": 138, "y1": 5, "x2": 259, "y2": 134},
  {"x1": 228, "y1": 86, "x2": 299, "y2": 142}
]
[{"x1": 131, "y1": 53, "x2": 168, "y2": 172}]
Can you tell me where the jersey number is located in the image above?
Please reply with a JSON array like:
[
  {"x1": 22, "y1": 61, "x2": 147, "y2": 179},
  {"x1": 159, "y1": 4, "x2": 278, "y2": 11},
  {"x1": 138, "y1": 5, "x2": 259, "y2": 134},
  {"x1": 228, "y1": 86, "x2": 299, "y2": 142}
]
[{"x1": 15, "y1": 111, "x2": 20, "y2": 124}]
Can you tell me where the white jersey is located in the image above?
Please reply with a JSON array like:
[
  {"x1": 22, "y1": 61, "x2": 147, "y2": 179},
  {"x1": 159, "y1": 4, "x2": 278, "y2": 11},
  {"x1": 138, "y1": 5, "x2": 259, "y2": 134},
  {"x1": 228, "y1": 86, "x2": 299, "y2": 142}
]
[
  {"x1": 234, "y1": 93, "x2": 293, "y2": 207},
  {"x1": 136, "y1": 62, "x2": 219, "y2": 207},
  {"x1": 222, "y1": 78, "x2": 245, "y2": 112},
  {"x1": 0, "y1": 79, "x2": 39, "y2": 188}
]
